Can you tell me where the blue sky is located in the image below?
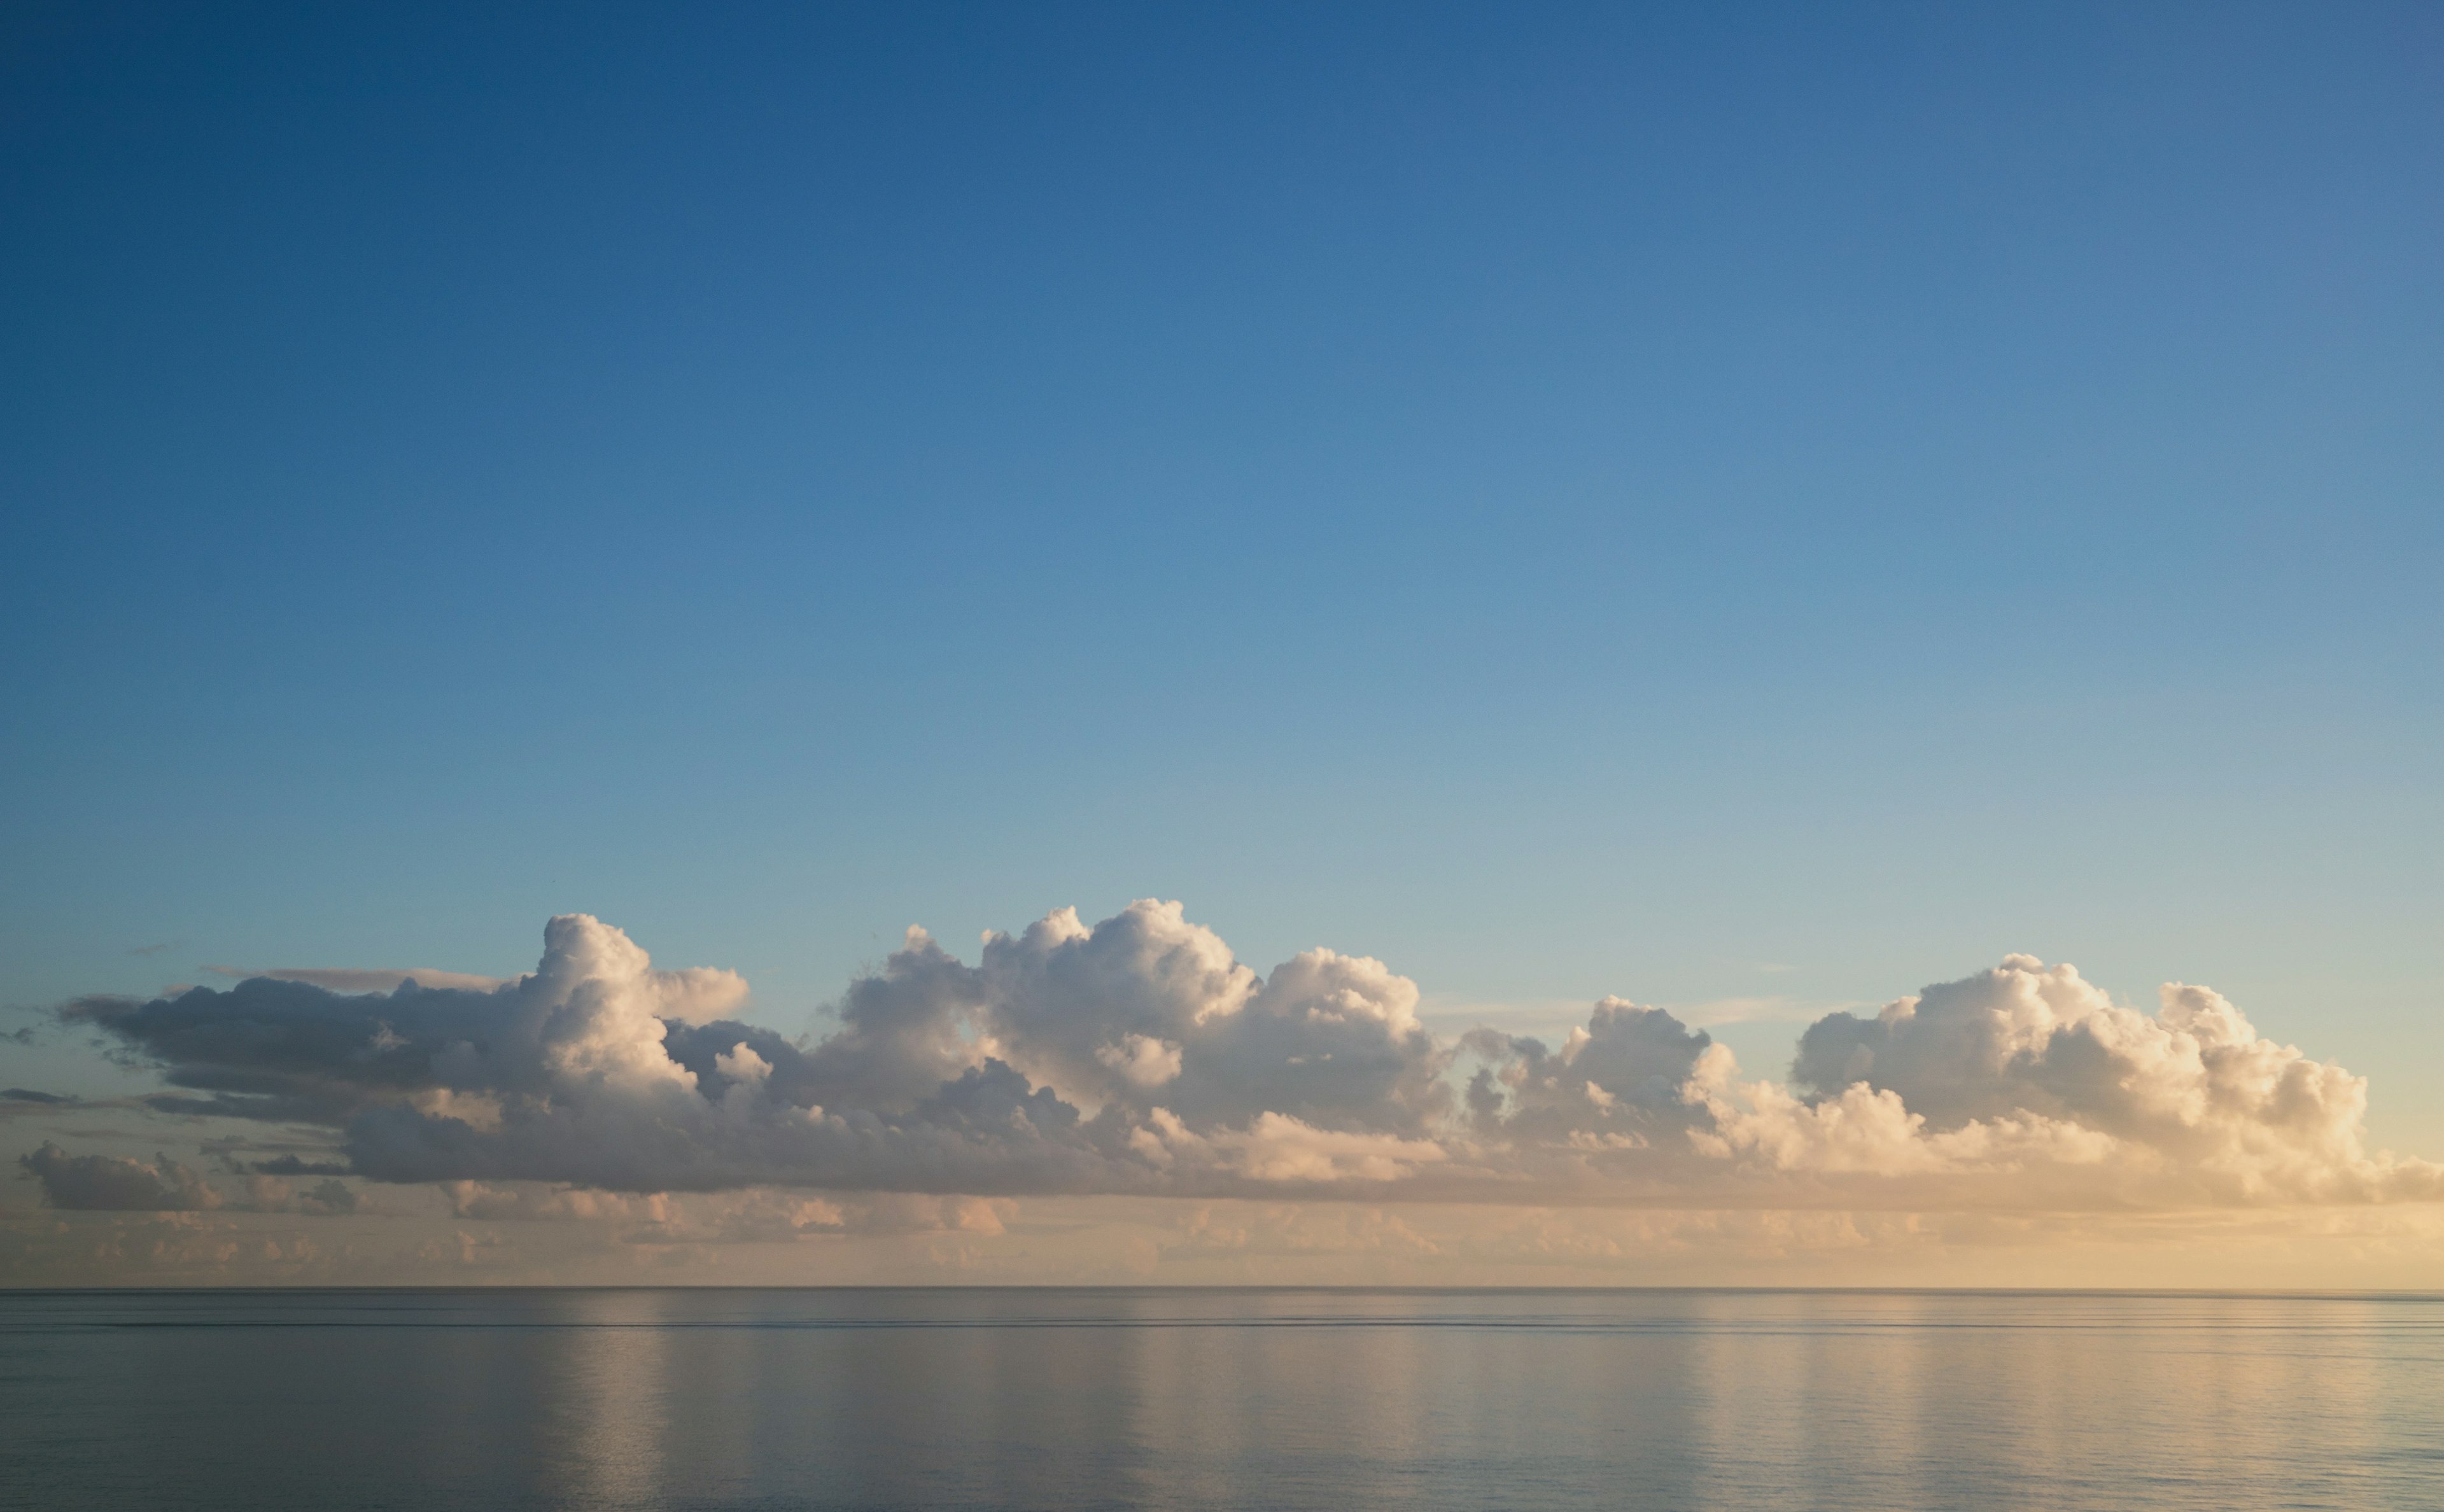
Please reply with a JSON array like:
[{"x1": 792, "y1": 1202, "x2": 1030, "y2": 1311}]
[{"x1": 6, "y1": 3, "x2": 2440, "y2": 1149}]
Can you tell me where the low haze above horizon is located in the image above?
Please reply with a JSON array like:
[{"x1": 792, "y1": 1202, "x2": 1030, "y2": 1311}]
[{"x1": 4, "y1": 1, "x2": 2440, "y2": 1287}]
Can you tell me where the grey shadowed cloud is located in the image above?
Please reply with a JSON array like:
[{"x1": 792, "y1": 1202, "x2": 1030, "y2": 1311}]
[
  {"x1": 48, "y1": 906, "x2": 2444, "y2": 1212},
  {"x1": 19, "y1": 1143, "x2": 221, "y2": 1210},
  {"x1": 14, "y1": 1142, "x2": 363, "y2": 1216},
  {"x1": 203, "y1": 965, "x2": 507, "y2": 993},
  {"x1": 251, "y1": 1156, "x2": 355, "y2": 1177}
]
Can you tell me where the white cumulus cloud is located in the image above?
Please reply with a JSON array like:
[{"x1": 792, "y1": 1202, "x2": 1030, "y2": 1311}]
[{"x1": 38, "y1": 906, "x2": 2439, "y2": 1214}]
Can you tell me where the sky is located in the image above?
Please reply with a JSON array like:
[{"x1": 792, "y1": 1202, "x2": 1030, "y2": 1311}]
[{"x1": 3, "y1": 2, "x2": 2441, "y2": 1286}]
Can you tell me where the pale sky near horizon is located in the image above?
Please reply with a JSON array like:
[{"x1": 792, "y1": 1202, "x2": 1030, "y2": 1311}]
[{"x1": 4, "y1": 3, "x2": 2440, "y2": 1285}]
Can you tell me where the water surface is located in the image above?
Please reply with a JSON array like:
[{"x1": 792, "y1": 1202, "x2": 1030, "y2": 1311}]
[{"x1": 4, "y1": 1288, "x2": 2437, "y2": 1509}]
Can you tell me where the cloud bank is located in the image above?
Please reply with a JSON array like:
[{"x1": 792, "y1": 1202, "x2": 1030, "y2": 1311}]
[
  {"x1": 46, "y1": 905, "x2": 2443, "y2": 1212},
  {"x1": 14, "y1": 1141, "x2": 360, "y2": 1216}
]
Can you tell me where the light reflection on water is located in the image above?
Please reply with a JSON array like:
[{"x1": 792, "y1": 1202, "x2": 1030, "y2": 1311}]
[{"x1": 4, "y1": 1288, "x2": 2440, "y2": 1510}]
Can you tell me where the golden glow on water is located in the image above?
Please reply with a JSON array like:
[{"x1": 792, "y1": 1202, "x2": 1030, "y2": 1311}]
[
  {"x1": 6, "y1": 1289, "x2": 2441, "y2": 1510},
  {"x1": 544, "y1": 1294, "x2": 674, "y2": 1508}
]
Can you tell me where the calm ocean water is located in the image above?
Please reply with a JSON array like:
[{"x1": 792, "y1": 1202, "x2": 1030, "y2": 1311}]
[{"x1": 3, "y1": 1288, "x2": 2439, "y2": 1510}]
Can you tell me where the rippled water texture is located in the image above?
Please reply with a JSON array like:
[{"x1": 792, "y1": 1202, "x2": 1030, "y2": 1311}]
[{"x1": 4, "y1": 1288, "x2": 2440, "y2": 1510}]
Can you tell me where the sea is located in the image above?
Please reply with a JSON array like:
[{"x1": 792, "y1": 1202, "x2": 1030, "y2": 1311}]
[{"x1": 3, "y1": 1288, "x2": 2438, "y2": 1510}]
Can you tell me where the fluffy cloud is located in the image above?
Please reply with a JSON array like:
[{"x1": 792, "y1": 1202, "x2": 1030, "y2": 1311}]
[
  {"x1": 1783, "y1": 956, "x2": 2438, "y2": 1202},
  {"x1": 1463, "y1": 998, "x2": 1716, "y2": 1145},
  {"x1": 1130, "y1": 1109, "x2": 1450, "y2": 1183},
  {"x1": 45, "y1": 906, "x2": 2443, "y2": 1211}
]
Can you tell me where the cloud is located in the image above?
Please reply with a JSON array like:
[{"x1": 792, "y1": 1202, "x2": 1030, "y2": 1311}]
[
  {"x1": 48, "y1": 906, "x2": 2442, "y2": 1211},
  {"x1": 1463, "y1": 998, "x2": 1715, "y2": 1147},
  {"x1": 435, "y1": 1180, "x2": 1014, "y2": 1245},
  {"x1": 203, "y1": 966, "x2": 509, "y2": 993},
  {"x1": 1783, "y1": 955, "x2": 2439, "y2": 1202},
  {"x1": 443, "y1": 1180, "x2": 671, "y2": 1224},
  {"x1": 20, "y1": 1143, "x2": 222, "y2": 1210},
  {"x1": 1132, "y1": 1109, "x2": 1450, "y2": 1183},
  {"x1": 251, "y1": 1156, "x2": 354, "y2": 1178},
  {"x1": 234, "y1": 1175, "x2": 361, "y2": 1215},
  {"x1": 11, "y1": 1142, "x2": 369, "y2": 1217},
  {"x1": 1687, "y1": 1046, "x2": 2123, "y2": 1179}
]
